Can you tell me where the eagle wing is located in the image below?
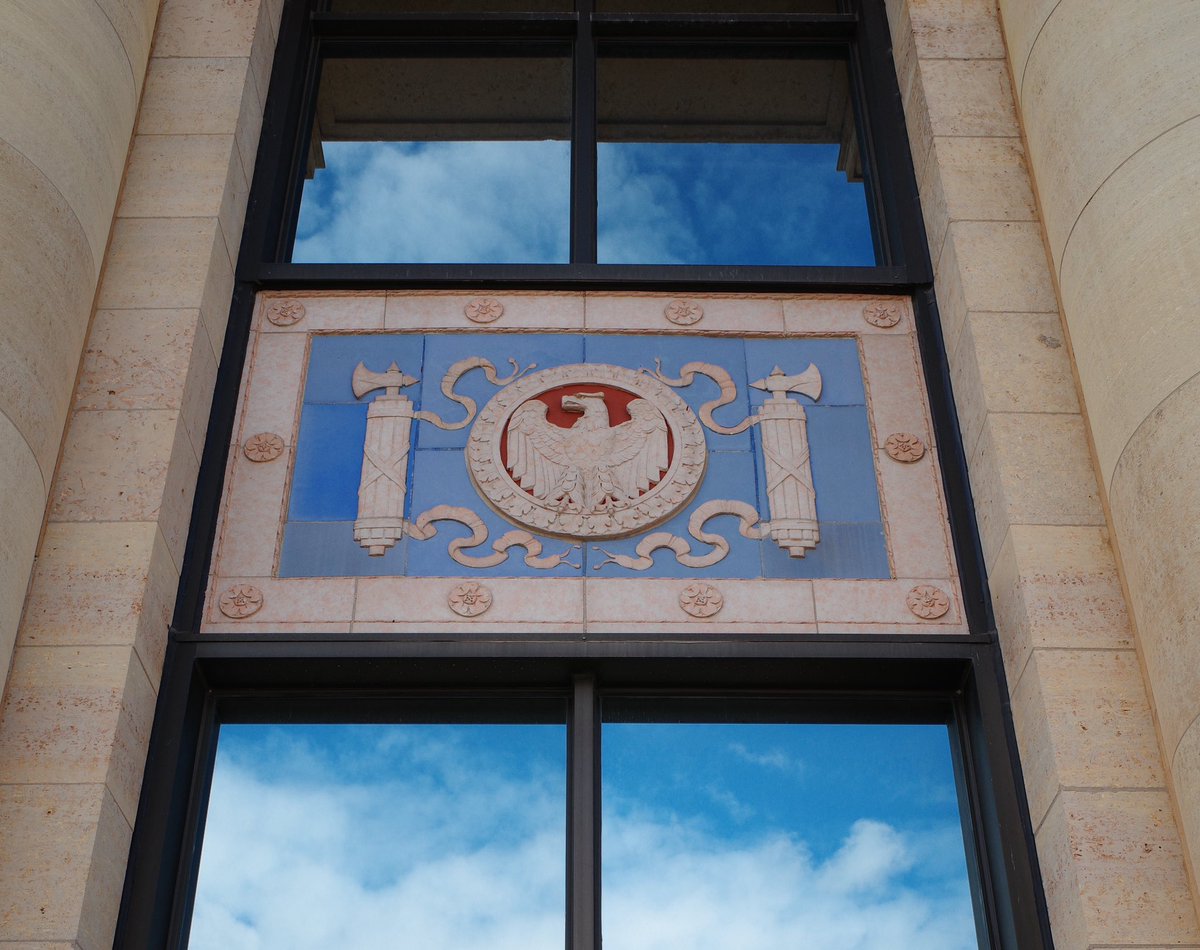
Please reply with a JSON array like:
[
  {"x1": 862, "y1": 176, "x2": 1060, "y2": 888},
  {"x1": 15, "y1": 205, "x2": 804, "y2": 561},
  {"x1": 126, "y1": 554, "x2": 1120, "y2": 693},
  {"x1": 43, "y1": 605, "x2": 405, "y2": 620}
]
[
  {"x1": 506, "y1": 400, "x2": 573, "y2": 500},
  {"x1": 606, "y1": 399, "x2": 670, "y2": 500}
]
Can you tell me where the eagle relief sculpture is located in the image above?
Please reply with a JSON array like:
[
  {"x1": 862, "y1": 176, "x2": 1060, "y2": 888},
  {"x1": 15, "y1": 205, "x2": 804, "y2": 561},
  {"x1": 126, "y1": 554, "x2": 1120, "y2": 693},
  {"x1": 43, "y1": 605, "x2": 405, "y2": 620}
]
[
  {"x1": 506, "y1": 392, "x2": 669, "y2": 516},
  {"x1": 468, "y1": 364, "x2": 709, "y2": 539}
]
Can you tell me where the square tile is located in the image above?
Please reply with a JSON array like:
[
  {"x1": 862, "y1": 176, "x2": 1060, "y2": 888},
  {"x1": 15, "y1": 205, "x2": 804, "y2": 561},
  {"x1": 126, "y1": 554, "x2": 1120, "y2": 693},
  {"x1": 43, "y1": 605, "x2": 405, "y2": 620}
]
[
  {"x1": 287, "y1": 403, "x2": 368, "y2": 522},
  {"x1": 279, "y1": 520, "x2": 406, "y2": 578},
  {"x1": 304, "y1": 333, "x2": 423, "y2": 405}
]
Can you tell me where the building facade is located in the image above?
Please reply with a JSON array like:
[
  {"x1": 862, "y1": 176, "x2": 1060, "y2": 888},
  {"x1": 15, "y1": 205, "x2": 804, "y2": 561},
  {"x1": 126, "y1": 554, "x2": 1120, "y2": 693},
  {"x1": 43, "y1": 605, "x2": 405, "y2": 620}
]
[{"x1": 0, "y1": 0, "x2": 1198, "y2": 947}]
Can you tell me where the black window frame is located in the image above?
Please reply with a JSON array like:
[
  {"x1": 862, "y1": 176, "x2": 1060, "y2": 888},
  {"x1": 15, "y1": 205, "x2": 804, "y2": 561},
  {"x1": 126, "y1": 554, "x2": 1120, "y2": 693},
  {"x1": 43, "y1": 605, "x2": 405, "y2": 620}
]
[
  {"x1": 242, "y1": 0, "x2": 930, "y2": 289},
  {"x1": 113, "y1": 2, "x2": 1054, "y2": 948},
  {"x1": 118, "y1": 646, "x2": 1052, "y2": 950}
]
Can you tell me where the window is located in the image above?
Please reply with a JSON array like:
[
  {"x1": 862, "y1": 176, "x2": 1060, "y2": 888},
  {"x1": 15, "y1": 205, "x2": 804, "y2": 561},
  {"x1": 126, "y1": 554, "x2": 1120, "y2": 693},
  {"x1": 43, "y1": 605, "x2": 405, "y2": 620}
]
[
  {"x1": 155, "y1": 661, "x2": 1035, "y2": 950},
  {"x1": 187, "y1": 709, "x2": 976, "y2": 948},
  {"x1": 189, "y1": 713, "x2": 569, "y2": 948},
  {"x1": 249, "y1": 0, "x2": 925, "y2": 276},
  {"x1": 295, "y1": 53, "x2": 573, "y2": 263},
  {"x1": 114, "y1": 2, "x2": 1050, "y2": 949}
]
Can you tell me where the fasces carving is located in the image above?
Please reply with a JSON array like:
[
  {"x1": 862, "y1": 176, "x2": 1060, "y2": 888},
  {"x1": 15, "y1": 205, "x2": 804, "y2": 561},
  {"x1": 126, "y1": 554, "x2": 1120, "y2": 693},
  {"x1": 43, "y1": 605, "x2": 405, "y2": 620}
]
[
  {"x1": 352, "y1": 362, "x2": 418, "y2": 556},
  {"x1": 218, "y1": 584, "x2": 264, "y2": 619},
  {"x1": 750, "y1": 366, "x2": 823, "y2": 557},
  {"x1": 679, "y1": 582, "x2": 723, "y2": 618},
  {"x1": 267, "y1": 301, "x2": 305, "y2": 326},
  {"x1": 885, "y1": 432, "x2": 926, "y2": 462},
  {"x1": 407, "y1": 505, "x2": 578, "y2": 570},
  {"x1": 243, "y1": 432, "x2": 284, "y2": 462},
  {"x1": 664, "y1": 299, "x2": 704, "y2": 326},
  {"x1": 468, "y1": 364, "x2": 707, "y2": 539},
  {"x1": 448, "y1": 582, "x2": 492, "y2": 617},
  {"x1": 464, "y1": 297, "x2": 505, "y2": 324},
  {"x1": 595, "y1": 499, "x2": 768, "y2": 570},
  {"x1": 353, "y1": 357, "x2": 533, "y2": 556},
  {"x1": 643, "y1": 360, "x2": 824, "y2": 558},
  {"x1": 906, "y1": 585, "x2": 950, "y2": 620},
  {"x1": 862, "y1": 302, "x2": 901, "y2": 328}
]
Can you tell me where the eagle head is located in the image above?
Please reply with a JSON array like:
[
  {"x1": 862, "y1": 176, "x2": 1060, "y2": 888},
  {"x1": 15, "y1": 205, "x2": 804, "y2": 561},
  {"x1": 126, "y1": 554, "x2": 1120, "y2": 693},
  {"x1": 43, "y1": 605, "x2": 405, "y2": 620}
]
[{"x1": 561, "y1": 392, "x2": 611, "y2": 429}]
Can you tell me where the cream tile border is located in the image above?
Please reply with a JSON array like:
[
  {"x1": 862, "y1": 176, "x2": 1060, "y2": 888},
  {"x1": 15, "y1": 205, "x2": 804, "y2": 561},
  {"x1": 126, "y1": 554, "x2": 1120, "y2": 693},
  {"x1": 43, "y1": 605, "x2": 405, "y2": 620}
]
[{"x1": 202, "y1": 291, "x2": 962, "y2": 635}]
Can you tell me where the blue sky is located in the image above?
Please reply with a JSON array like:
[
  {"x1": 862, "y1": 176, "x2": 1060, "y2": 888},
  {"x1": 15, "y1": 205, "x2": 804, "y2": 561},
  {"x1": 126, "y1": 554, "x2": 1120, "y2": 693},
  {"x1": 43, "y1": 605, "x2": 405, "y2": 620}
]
[
  {"x1": 292, "y1": 140, "x2": 875, "y2": 266},
  {"x1": 188, "y1": 722, "x2": 977, "y2": 949}
]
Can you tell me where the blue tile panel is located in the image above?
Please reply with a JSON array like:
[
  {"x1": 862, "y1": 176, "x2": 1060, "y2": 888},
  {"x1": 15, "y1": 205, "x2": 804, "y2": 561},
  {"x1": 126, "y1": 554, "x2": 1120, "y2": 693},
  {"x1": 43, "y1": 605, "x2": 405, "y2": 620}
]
[{"x1": 278, "y1": 332, "x2": 889, "y2": 579}]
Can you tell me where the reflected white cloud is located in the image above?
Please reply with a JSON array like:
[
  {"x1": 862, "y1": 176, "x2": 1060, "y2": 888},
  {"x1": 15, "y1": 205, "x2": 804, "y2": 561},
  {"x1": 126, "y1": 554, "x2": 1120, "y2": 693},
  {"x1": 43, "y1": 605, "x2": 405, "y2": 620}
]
[
  {"x1": 189, "y1": 726, "x2": 566, "y2": 950},
  {"x1": 291, "y1": 139, "x2": 876, "y2": 267},
  {"x1": 189, "y1": 726, "x2": 977, "y2": 950},
  {"x1": 602, "y1": 813, "x2": 975, "y2": 950},
  {"x1": 294, "y1": 141, "x2": 571, "y2": 264},
  {"x1": 727, "y1": 740, "x2": 800, "y2": 773}
]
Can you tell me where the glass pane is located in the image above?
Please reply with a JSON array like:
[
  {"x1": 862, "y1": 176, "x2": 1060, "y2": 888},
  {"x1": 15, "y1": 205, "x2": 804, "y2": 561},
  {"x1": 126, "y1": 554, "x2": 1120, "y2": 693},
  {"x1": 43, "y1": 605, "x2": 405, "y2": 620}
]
[
  {"x1": 189, "y1": 722, "x2": 567, "y2": 949},
  {"x1": 294, "y1": 56, "x2": 572, "y2": 264},
  {"x1": 597, "y1": 0, "x2": 838, "y2": 11},
  {"x1": 332, "y1": 0, "x2": 571, "y2": 10},
  {"x1": 601, "y1": 719, "x2": 979, "y2": 949},
  {"x1": 597, "y1": 54, "x2": 876, "y2": 266}
]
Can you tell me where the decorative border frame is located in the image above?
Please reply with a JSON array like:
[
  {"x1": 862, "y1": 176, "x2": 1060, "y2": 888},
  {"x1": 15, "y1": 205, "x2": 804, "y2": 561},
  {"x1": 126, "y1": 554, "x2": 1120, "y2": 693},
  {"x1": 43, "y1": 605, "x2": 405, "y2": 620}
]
[{"x1": 203, "y1": 291, "x2": 962, "y2": 635}]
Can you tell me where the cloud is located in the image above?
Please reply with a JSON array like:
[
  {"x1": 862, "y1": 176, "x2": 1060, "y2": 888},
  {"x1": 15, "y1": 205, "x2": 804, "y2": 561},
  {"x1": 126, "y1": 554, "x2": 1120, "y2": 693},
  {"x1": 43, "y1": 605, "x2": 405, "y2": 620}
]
[
  {"x1": 290, "y1": 139, "x2": 875, "y2": 267},
  {"x1": 702, "y1": 783, "x2": 756, "y2": 824},
  {"x1": 293, "y1": 140, "x2": 571, "y2": 264},
  {"x1": 601, "y1": 815, "x2": 974, "y2": 950},
  {"x1": 188, "y1": 727, "x2": 977, "y2": 950},
  {"x1": 727, "y1": 740, "x2": 801, "y2": 773}
]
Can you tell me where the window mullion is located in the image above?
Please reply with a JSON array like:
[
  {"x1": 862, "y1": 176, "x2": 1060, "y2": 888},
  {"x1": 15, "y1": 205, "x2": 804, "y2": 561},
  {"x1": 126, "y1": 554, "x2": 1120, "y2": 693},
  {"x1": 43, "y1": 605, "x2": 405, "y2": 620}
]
[
  {"x1": 570, "y1": 2, "x2": 598, "y2": 264},
  {"x1": 568, "y1": 673, "x2": 599, "y2": 950}
]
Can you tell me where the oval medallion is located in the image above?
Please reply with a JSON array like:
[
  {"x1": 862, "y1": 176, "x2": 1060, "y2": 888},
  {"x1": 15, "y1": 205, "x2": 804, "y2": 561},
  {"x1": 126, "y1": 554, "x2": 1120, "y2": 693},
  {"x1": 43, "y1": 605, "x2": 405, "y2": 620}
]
[{"x1": 467, "y1": 363, "x2": 707, "y2": 539}]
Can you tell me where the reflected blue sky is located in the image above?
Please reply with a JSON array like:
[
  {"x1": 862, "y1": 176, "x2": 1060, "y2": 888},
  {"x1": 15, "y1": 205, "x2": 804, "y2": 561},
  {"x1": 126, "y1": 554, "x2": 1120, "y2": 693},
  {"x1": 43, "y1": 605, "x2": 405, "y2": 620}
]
[
  {"x1": 602, "y1": 723, "x2": 978, "y2": 949},
  {"x1": 293, "y1": 140, "x2": 875, "y2": 265},
  {"x1": 294, "y1": 141, "x2": 572, "y2": 264},
  {"x1": 189, "y1": 724, "x2": 567, "y2": 950},
  {"x1": 598, "y1": 142, "x2": 875, "y2": 265},
  {"x1": 189, "y1": 721, "x2": 978, "y2": 949}
]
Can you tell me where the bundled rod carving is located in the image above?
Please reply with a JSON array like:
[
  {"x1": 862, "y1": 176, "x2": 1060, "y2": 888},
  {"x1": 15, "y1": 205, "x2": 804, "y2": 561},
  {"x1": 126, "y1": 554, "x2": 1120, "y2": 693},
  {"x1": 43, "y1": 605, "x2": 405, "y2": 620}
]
[
  {"x1": 750, "y1": 365, "x2": 822, "y2": 557},
  {"x1": 352, "y1": 362, "x2": 419, "y2": 556},
  {"x1": 352, "y1": 357, "x2": 532, "y2": 556}
]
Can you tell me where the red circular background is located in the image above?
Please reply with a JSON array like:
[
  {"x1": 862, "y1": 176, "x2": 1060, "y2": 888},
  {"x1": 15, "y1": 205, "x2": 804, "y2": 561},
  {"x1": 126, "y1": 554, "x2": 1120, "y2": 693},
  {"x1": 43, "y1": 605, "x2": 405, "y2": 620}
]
[{"x1": 499, "y1": 384, "x2": 675, "y2": 490}]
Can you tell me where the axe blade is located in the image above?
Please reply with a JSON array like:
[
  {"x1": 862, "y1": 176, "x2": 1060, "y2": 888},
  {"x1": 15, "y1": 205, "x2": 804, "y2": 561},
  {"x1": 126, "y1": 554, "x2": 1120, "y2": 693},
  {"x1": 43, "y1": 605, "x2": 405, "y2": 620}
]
[
  {"x1": 352, "y1": 361, "x2": 419, "y2": 399},
  {"x1": 750, "y1": 363, "x2": 822, "y2": 401}
]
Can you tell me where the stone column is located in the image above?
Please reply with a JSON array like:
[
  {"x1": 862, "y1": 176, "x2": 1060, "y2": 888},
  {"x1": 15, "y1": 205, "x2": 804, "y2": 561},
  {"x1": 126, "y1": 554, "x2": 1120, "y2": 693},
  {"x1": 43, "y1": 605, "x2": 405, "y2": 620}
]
[
  {"x1": 0, "y1": 1, "x2": 282, "y2": 946},
  {"x1": 999, "y1": 0, "x2": 1200, "y2": 906},
  {"x1": 888, "y1": 0, "x2": 1200, "y2": 945},
  {"x1": 0, "y1": 0, "x2": 159, "y2": 693}
]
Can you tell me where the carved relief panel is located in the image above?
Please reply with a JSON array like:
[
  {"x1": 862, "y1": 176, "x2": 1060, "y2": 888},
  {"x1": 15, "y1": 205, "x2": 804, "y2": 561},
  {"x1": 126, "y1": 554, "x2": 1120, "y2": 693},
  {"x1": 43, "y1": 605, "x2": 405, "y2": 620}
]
[{"x1": 205, "y1": 293, "x2": 961, "y2": 634}]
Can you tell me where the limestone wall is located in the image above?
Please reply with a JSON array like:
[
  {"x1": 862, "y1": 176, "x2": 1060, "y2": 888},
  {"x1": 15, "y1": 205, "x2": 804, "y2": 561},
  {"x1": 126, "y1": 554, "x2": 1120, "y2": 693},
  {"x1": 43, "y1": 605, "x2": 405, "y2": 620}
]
[
  {"x1": 0, "y1": 0, "x2": 159, "y2": 701},
  {"x1": 0, "y1": 0, "x2": 280, "y2": 944},
  {"x1": 998, "y1": 0, "x2": 1200, "y2": 908}
]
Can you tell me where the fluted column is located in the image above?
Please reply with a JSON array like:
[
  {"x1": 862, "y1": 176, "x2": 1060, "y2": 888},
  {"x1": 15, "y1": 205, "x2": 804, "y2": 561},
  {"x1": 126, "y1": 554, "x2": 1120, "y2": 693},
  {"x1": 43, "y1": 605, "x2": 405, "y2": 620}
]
[
  {"x1": 0, "y1": 0, "x2": 159, "y2": 688},
  {"x1": 0, "y1": 0, "x2": 282, "y2": 945},
  {"x1": 1000, "y1": 0, "x2": 1200, "y2": 896}
]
